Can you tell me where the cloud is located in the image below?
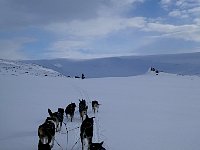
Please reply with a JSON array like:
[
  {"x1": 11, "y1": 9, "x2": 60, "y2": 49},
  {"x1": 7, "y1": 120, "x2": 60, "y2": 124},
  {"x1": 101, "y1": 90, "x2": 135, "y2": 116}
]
[
  {"x1": 175, "y1": 0, "x2": 200, "y2": 8},
  {"x1": 194, "y1": 18, "x2": 200, "y2": 25},
  {"x1": 109, "y1": 0, "x2": 144, "y2": 8},
  {"x1": 0, "y1": 0, "x2": 145, "y2": 31},
  {"x1": 145, "y1": 22, "x2": 200, "y2": 42},
  {"x1": 45, "y1": 39, "x2": 108, "y2": 59},
  {"x1": 44, "y1": 16, "x2": 147, "y2": 58},
  {"x1": 44, "y1": 39, "x2": 90, "y2": 58},
  {"x1": 42, "y1": 0, "x2": 146, "y2": 39},
  {"x1": 45, "y1": 11, "x2": 200, "y2": 58},
  {"x1": 161, "y1": 0, "x2": 172, "y2": 4},
  {"x1": 45, "y1": 39, "x2": 139, "y2": 58},
  {"x1": 159, "y1": 0, "x2": 200, "y2": 49},
  {"x1": 0, "y1": 37, "x2": 35, "y2": 60},
  {"x1": 0, "y1": 0, "x2": 199, "y2": 59},
  {"x1": 160, "y1": 0, "x2": 172, "y2": 9},
  {"x1": 0, "y1": 0, "x2": 102, "y2": 30},
  {"x1": 161, "y1": 0, "x2": 200, "y2": 19},
  {"x1": 168, "y1": 10, "x2": 189, "y2": 18},
  {"x1": 49, "y1": 40, "x2": 88, "y2": 53},
  {"x1": 46, "y1": 15, "x2": 200, "y2": 44},
  {"x1": 0, "y1": 0, "x2": 147, "y2": 59},
  {"x1": 45, "y1": 17, "x2": 146, "y2": 38},
  {"x1": 188, "y1": 6, "x2": 200, "y2": 15}
]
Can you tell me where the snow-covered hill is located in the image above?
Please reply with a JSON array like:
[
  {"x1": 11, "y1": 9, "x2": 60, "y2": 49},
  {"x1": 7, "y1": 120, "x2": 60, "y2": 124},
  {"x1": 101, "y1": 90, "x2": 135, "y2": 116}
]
[
  {"x1": 0, "y1": 59, "x2": 64, "y2": 77},
  {"x1": 24, "y1": 52, "x2": 200, "y2": 78},
  {"x1": 1, "y1": 70, "x2": 200, "y2": 150}
]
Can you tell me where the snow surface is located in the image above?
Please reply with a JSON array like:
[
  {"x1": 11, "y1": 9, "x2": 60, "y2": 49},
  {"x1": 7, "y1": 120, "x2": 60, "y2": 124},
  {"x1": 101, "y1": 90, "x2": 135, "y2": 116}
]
[{"x1": 1, "y1": 68, "x2": 200, "y2": 150}]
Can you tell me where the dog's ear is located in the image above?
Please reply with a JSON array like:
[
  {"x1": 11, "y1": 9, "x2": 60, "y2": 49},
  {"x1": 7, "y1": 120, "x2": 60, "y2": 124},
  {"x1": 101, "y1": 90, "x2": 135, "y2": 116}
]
[
  {"x1": 85, "y1": 114, "x2": 89, "y2": 119},
  {"x1": 48, "y1": 108, "x2": 52, "y2": 116},
  {"x1": 100, "y1": 141, "x2": 104, "y2": 145}
]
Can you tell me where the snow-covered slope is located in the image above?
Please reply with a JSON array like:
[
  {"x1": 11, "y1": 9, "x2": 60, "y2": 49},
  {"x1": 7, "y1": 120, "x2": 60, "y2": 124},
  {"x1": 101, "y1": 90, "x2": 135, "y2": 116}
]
[
  {"x1": 1, "y1": 71, "x2": 200, "y2": 150},
  {"x1": 0, "y1": 59, "x2": 64, "y2": 77},
  {"x1": 24, "y1": 52, "x2": 200, "y2": 78}
]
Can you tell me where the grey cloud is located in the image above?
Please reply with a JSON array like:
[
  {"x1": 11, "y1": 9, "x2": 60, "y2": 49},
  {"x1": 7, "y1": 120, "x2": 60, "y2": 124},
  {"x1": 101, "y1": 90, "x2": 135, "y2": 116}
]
[{"x1": 0, "y1": 0, "x2": 102, "y2": 30}]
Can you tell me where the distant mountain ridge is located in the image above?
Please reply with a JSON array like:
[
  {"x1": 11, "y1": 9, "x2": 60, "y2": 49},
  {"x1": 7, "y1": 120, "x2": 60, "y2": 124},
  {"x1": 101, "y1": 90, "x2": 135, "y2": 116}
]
[{"x1": 21, "y1": 52, "x2": 200, "y2": 78}]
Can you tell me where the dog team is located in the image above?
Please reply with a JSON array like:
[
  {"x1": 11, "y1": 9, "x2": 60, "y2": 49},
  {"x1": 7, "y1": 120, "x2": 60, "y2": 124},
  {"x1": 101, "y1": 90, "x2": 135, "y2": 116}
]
[{"x1": 38, "y1": 99, "x2": 106, "y2": 150}]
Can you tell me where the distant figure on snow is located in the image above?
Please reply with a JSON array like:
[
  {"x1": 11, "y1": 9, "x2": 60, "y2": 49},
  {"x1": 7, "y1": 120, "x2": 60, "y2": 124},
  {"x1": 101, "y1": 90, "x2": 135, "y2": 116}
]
[{"x1": 82, "y1": 73, "x2": 85, "y2": 79}]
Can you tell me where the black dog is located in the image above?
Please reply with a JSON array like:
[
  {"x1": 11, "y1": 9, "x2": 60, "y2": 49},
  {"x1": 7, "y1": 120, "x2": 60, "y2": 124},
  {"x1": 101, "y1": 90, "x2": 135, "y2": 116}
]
[
  {"x1": 92, "y1": 100, "x2": 100, "y2": 113},
  {"x1": 79, "y1": 99, "x2": 88, "y2": 121},
  {"x1": 90, "y1": 141, "x2": 106, "y2": 150},
  {"x1": 38, "y1": 117, "x2": 56, "y2": 149},
  {"x1": 57, "y1": 108, "x2": 64, "y2": 128},
  {"x1": 80, "y1": 115, "x2": 95, "y2": 150},
  {"x1": 65, "y1": 103, "x2": 76, "y2": 122}
]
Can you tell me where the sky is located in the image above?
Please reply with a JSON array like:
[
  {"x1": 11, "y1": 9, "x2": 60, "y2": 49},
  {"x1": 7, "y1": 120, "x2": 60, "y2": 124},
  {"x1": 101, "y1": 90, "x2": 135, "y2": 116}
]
[{"x1": 0, "y1": 0, "x2": 200, "y2": 60}]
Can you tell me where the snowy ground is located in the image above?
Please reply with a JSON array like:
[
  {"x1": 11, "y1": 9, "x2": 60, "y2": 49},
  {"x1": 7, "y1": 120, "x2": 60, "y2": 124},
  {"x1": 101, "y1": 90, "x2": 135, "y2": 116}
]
[{"x1": 1, "y1": 72, "x2": 200, "y2": 150}]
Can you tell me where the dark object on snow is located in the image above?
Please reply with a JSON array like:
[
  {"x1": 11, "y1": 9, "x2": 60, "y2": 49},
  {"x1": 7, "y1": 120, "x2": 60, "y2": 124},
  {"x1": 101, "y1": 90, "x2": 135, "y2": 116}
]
[
  {"x1": 79, "y1": 99, "x2": 88, "y2": 121},
  {"x1": 65, "y1": 103, "x2": 76, "y2": 122},
  {"x1": 92, "y1": 100, "x2": 100, "y2": 113},
  {"x1": 155, "y1": 70, "x2": 159, "y2": 75},
  {"x1": 82, "y1": 73, "x2": 85, "y2": 79},
  {"x1": 90, "y1": 141, "x2": 106, "y2": 150},
  {"x1": 80, "y1": 115, "x2": 95, "y2": 150},
  {"x1": 150, "y1": 67, "x2": 155, "y2": 71},
  {"x1": 150, "y1": 67, "x2": 159, "y2": 75}
]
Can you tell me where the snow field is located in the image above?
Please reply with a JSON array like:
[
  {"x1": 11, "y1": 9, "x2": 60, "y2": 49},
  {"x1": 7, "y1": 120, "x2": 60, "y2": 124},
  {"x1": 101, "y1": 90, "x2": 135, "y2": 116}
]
[{"x1": 0, "y1": 72, "x2": 200, "y2": 150}]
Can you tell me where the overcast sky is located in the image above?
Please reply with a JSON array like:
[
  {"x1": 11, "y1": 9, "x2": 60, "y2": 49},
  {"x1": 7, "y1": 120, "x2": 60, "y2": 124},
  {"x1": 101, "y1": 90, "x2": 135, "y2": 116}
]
[{"x1": 0, "y1": 0, "x2": 200, "y2": 60}]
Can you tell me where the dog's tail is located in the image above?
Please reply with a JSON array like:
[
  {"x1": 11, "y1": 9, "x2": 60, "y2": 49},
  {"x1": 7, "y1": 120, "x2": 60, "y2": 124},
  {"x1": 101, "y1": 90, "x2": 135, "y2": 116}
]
[{"x1": 48, "y1": 108, "x2": 53, "y2": 117}]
